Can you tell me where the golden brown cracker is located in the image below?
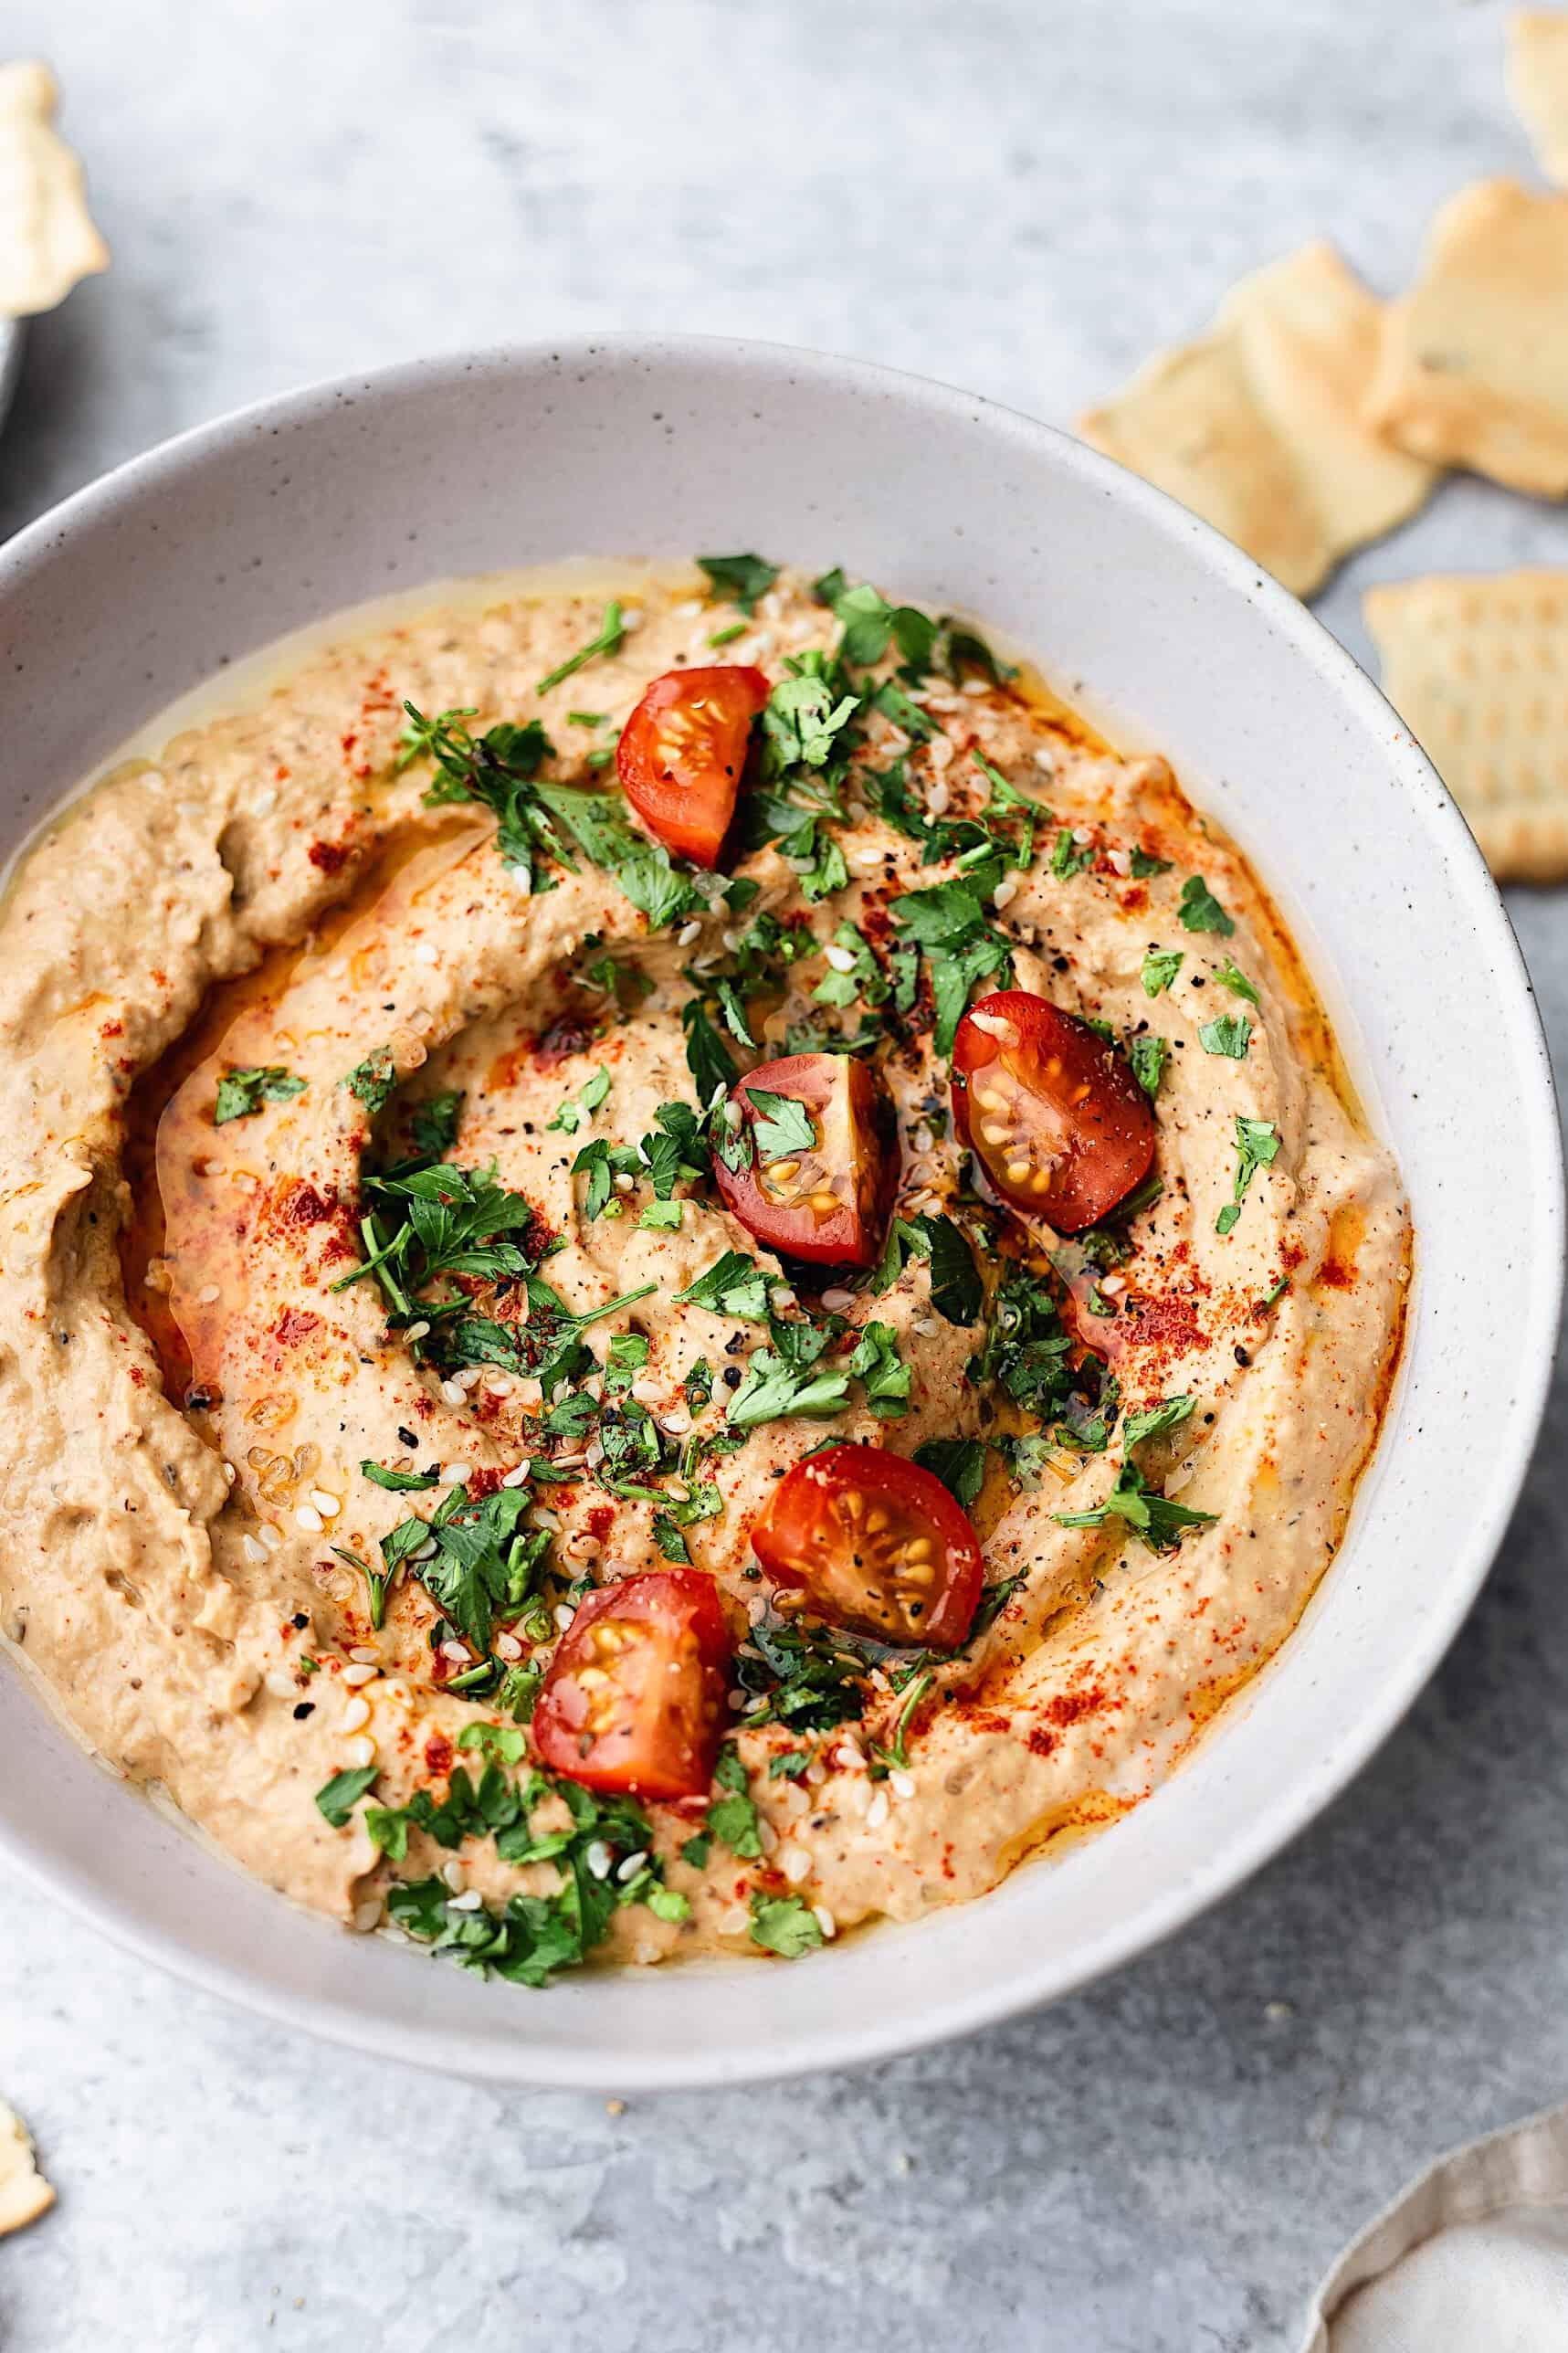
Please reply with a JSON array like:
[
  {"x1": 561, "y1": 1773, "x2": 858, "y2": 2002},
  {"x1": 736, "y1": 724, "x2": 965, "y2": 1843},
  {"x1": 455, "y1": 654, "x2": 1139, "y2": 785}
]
[
  {"x1": 1509, "y1": 11, "x2": 1568, "y2": 186},
  {"x1": 1366, "y1": 179, "x2": 1568, "y2": 496},
  {"x1": 1078, "y1": 242, "x2": 1436, "y2": 599},
  {"x1": 0, "y1": 2102, "x2": 53, "y2": 2238},
  {"x1": 1364, "y1": 569, "x2": 1568, "y2": 881},
  {"x1": 0, "y1": 60, "x2": 108, "y2": 318}
]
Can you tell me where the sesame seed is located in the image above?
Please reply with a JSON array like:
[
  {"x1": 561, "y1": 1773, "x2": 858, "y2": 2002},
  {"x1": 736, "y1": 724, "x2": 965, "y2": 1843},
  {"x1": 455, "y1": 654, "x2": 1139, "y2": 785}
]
[
  {"x1": 969, "y1": 1010, "x2": 1018, "y2": 1043},
  {"x1": 342, "y1": 1695, "x2": 371, "y2": 1733},
  {"x1": 349, "y1": 1646, "x2": 377, "y2": 1663},
  {"x1": 676, "y1": 919, "x2": 702, "y2": 947},
  {"x1": 439, "y1": 1378, "x2": 465, "y2": 1405},
  {"x1": 616, "y1": 1850, "x2": 650, "y2": 1883},
  {"x1": 866, "y1": 1788, "x2": 890, "y2": 1829},
  {"x1": 352, "y1": 1897, "x2": 384, "y2": 1933},
  {"x1": 554, "y1": 1603, "x2": 575, "y2": 1632},
  {"x1": 440, "y1": 1639, "x2": 470, "y2": 1663},
  {"x1": 585, "y1": 1841, "x2": 613, "y2": 1879},
  {"x1": 658, "y1": 1407, "x2": 692, "y2": 1436},
  {"x1": 414, "y1": 940, "x2": 439, "y2": 965},
  {"x1": 410, "y1": 1535, "x2": 437, "y2": 1562},
  {"x1": 926, "y1": 734, "x2": 954, "y2": 770},
  {"x1": 500, "y1": 1463, "x2": 530, "y2": 1488},
  {"x1": 241, "y1": 1535, "x2": 267, "y2": 1566},
  {"x1": 494, "y1": 1632, "x2": 524, "y2": 1662},
  {"x1": 258, "y1": 1524, "x2": 283, "y2": 1552},
  {"x1": 912, "y1": 1316, "x2": 938, "y2": 1337},
  {"x1": 1033, "y1": 747, "x2": 1056, "y2": 773},
  {"x1": 769, "y1": 1284, "x2": 796, "y2": 1312},
  {"x1": 961, "y1": 677, "x2": 988, "y2": 698},
  {"x1": 440, "y1": 1463, "x2": 471, "y2": 1486},
  {"x1": 405, "y1": 1319, "x2": 431, "y2": 1342},
  {"x1": 264, "y1": 1668, "x2": 296, "y2": 1700},
  {"x1": 250, "y1": 785, "x2": 277, "y2": 815},
  {"x1": 778, "y1": 1842, "x2": 811, "y2": 1884},
  {"x1": 441, "y1": 1859, "x2": 467, "y2": 1893},
  {"x1": 1109, "y1": 846, "x2": 1131, "y2": 877},
  {"x1": 824, "y1": 943, "x2": 858, "y2": 974},
  {"x1": 448, "y1": 1889, "x2": 484, "y2": 1912},
  {"x1": 531, "y1": 1507, "x2": 562, "y2": 1532},
  {"x1": 342, "y1": 1662, "x2": 377, "y2": 1689},
  {"x1": 196, "y1": 1282, "x2": 221, "y2": 1305},
  {"x1": 813, "y1": 1905, "x2": 837, "y2": 1939},
  {"x1": 294, "y1": 1504, "x2": 324, "y2": 1535},
  {"x1": 342, "y1": 1735, "x2": 375, "y2": 1769},
  {"x1": 992, "y1": 877, "x2": 1019, "y2": 909},
  {"x1": 1073, "y1": 824, "x2": 1094, "y2": 845},
  {"x1": 820, "y1": 1286, "x2": 855, "y2": 1311},
  {"x1": 620, "y1": 607, "x2": 644, "y2": 632},
  {"x1": 310, "y1": 1489, "x2": 341, "y2": 1517},
  {"x1": 675, "y1": 597, "x2": 702, "y2": 618},
  {"x1": 889, "y1": 1769, "x2": 916, "y2": 1799},
  {"x1": 926, "y1": 777, "x2": 951, "y2": 816},
  {"x1": 613, "y1": 1172, "x2": 636, "y2": 1194}
]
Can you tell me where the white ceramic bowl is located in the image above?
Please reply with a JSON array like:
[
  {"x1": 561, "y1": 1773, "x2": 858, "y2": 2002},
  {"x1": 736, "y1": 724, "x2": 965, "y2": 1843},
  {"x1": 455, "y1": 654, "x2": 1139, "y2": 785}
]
[{"x1": 0, "y1": 337, "x2": 1560, "y2": 2089}]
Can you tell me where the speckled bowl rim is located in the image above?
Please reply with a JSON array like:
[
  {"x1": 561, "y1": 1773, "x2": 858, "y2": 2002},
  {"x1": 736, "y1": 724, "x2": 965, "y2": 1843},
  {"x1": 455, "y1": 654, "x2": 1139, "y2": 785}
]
[{"x1": 0, "y1": 333, "x2": 1560, "y2": 2090}]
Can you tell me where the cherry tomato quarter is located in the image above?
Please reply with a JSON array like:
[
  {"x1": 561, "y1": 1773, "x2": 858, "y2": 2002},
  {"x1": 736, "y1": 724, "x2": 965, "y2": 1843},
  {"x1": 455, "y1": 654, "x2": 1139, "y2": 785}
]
[
  {"x1": 531, "y1": 1568, "x2": 731, "y2": 1800},
  {"x1": 616, "y1": 665, "x2": 769, "y2": 867},
  {"x1": 712, "y1": 1051, "x2": 897, "y2": 1269},
  {"x1": 751, "y1": 1443, "x2": 984, "y2": 1649},
  {"x1": 952, "y1": 989, "x2": 1154, "y2": 1231}
]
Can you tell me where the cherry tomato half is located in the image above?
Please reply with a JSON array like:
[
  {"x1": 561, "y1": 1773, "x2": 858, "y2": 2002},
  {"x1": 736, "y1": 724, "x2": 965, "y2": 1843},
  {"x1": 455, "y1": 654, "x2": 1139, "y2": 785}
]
[
  {"x1": 531, "y1": 1569, "x2": 731, "y2": 1800},
  {"x1": 952, "y1": 989, "x2": 1154, "y2": 1232},
  {"x1": 616, "y1": 665, "x2": 770, "y2": 868},
  {"x1": 752, "y1": 1444, "x2": 984, "y2": 1649},
  {"x1": 712, "y1": 1051, "x2": 897, "y2": 1269}
]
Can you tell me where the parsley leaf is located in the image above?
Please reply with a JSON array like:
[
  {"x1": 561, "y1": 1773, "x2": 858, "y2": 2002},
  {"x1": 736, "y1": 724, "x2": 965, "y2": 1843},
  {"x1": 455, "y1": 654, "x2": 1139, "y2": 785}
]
[
  {"x1": 847, "y1": 1321, "x2": 910, "y2": 1418},
  {"x1": 315, "y1": 1765, "x2": 378, "y2": 1829},
  {"x1": 1142, "y1": 948, "x2": 1184, "y2": 997},
  {"x1": 1178, "y1": 875, "x2": 1235, "y2": 936},
  {"x1": 547, "y1": 1066, "x2": 611, "y2": 1134},
  {"x1": 1121, "y1": 1395, "x2": 1194, "y2": 1448},
  {"x1": 891, "y1": 875, "x2": 1014, "y2": 1058},
  {"x1": 1130, "y1": 846, "x2": 1173, "y2": 879},
  {"x1": 705, "y1": 1745, "x2": 763, "y2": 1858},
  {"x1": 360, "y1": 1460, "x2": 441, "y2": 1493},
  {"x1": 342, "y1": 1046, "x2": 398, "y2": 1114},
  {"x1": 390, "y1": 1482, "x2": 542, "y2": 1655},
  {"x1": 676, "y1": 1250, "x2": 773, "y2": 1322},
  {"x1": 736, "y1": 1616, "x2": 867, "y2": 1733},
  {"x1": 1054, "y1": 1458, "x2": 1217, "y2": 1553},
  {"x1": 747, "y1": 1087, "x2": 817, "y2": 1164},
  {"x1": 1129, "y1": 1035, "x2": 1168, "y2": 1097},
  {"x1": 914, "y1": 1436, "x2": 987, "y2": 1509},
  {"x1": 1198, "y1": 1014, "x2": 1252, "y2": 1059},
  {"x1": 697, "y1": 554, "x2": 779, "y2": 616},
  {"x1": 683, "y1": 1001, "x2": 741, "y2": 1103},
  {"x1": 214, "y1": 1064, "x2": 306, "y2": 1124},
  {"x1": 409, "y1": 1091, "x2": 464, "y2": 1161},
  {"x1": 1215, "y1": 959, "x2": 1260, "y2": 1006},
  {"x1": 1215, "y1": 1115, "x2": 1280, "y2": 1236},
  {"x1": 536, "y1": 601, "x2": 625, "y2": 695},
  {"x1": 726, "y1": 1350, "x2": 850, "y2": 1430},
  {"x1": 749, "y1": 1891, "x2": 825, "y2": 1958}
]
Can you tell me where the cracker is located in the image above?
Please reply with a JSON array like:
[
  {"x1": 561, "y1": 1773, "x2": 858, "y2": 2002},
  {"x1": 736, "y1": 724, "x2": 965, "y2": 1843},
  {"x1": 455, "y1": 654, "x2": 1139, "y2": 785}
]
[
  {"x1": 0, "y1": 60, "x2": 108, "y2": 319},
  {"x1": 0, "y1": 2101, "x2": 53, "y2": 2237},
  {"x1": 1364, "y1": 569, "x2": 1568, "y2": 881},
  {"x1": 1077, "y1": 241, "x2": 1437, "y2": 599},
  {"x1": 1508, "y1": 11, "x2": 1568, "y2": 185},
  {"x1": 1365, "y1": 179, "x2": 1568, "y2": 496}
]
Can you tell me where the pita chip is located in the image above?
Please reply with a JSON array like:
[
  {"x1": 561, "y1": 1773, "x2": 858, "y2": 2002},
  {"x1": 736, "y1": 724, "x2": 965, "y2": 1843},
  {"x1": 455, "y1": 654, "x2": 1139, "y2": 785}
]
[
  {"x1": 1365, "y1": 568, "x2": 1568, "y2": 881},
  {"x1": 0, "y1": 2100, "x2": 54, "y2": 2237},
  {"x1": 1366, "y1": 179, "x2": 1568, "y2": 496},
  {"x1": 1078, "y1": 241, "x2": 1437, "y2": 598},
  {"x1": 1509, "y1": 11, "x2": 1568, "y2": 185},
  {"x1": 0, "y1": 59, "x2": 108, "y2": 318}
]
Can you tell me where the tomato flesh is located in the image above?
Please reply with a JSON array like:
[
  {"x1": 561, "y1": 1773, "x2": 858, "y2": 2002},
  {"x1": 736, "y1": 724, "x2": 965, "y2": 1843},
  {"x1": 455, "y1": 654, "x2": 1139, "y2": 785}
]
[
  {"x1": 531, "y1": 1569, "x2": 731, "y2": 1800},
  {"x1": 712, "y1": 1051, "x2": 896, "y2": 1269},
  {"x1": 752, "y1": 1444, "x2": 984, "y2": 1649},
  {"x1": 616, "y1": 665, "x2": 769, "y2": 867},
  {"x1": 952, "y1": 989, "x2": 1154, "y2": 1232}
]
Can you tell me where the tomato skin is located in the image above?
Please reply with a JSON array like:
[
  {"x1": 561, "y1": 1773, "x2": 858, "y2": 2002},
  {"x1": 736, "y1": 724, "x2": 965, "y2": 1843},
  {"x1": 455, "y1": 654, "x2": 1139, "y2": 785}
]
[
  {"x1": 952, "y1": 989, "x2": 1154, "y2": 1232},
  {"x1": 531, "y1": 1569, "x2": 732, "y2": 1801},
  {"x1": 616, "y1": 665, "x2": 769, "y2": 867},
  {"x1": 752, "y1": 1444, "x2": 984, "y2": 1649},
  {"x1": 712, "y1": 1051, "x2": 897, "y2": 1270}
]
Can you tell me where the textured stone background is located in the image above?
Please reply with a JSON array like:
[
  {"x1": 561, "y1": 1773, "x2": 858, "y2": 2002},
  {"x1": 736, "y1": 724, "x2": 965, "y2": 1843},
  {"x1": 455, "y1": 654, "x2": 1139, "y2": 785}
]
[{"x1": 3, "y1": 4, "x2": 1567, "y2": 2348}]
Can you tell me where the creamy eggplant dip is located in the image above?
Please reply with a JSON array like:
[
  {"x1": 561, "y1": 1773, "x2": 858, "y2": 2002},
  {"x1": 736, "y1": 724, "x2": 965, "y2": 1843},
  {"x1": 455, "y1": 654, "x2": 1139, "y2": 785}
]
[{"x1": 0, "y1": 558, "x2": 1408, "y2": 1980}]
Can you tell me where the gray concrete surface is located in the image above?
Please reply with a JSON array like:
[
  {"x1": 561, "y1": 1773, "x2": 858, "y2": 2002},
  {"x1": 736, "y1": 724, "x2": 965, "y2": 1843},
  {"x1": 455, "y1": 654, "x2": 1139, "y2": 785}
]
[{"x1": 2, "y1": 4, "x2": 1566, "y2": 2347}]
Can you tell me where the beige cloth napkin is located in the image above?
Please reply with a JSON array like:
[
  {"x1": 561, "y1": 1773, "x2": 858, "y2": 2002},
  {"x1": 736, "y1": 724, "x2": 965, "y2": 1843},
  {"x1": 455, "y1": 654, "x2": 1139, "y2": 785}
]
[{"x1": 1300, "y1": 2102, "x2": 1568, "y2": 2348}]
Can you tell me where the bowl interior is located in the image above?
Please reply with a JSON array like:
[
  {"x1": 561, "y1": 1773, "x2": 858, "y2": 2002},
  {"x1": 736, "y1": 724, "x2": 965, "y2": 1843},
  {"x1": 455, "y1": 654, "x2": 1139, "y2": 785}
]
[{"x1": 0, "y1": 337, "x2": 1559, "y2": 2088}]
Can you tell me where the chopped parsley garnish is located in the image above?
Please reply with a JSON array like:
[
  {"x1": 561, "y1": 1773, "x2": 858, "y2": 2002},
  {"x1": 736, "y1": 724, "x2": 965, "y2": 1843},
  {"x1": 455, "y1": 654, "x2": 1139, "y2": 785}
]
[
  {"x1": 381, "y1": 1482, "x2": 546, "y2": 1656},
  {"x1": 1051, "y1": 828, "x2": 1094, "y2": 881},
  {"x1": 1141, "y1": 948, "x2": 1184, "y2": 997},
  {"x1": 360, "y1": 1460, "x2": 441, "y2": 1493},
  {"x1": 873, "y1": 1213, "x2": 984, "y2": 1325},
  {"x1": 1054, "y1": 1458, "x2": 1217, "y2": 1553},
  {"x1": 1198, "y1": 1014, "x2": 1252, "y2": 1059},
  {"x1": 709, "y1": 623, "x2": 747, "y2": 649},
  {"x1": 747, "y1": 1087, "x2": 817, "y2": 1164},
  {"x1": 315, "y1": 1765, "x2": 379, "y2": 1829},
  {"x1": 749, "y1": 1891, "x2": 824, "y2": 1958},
  {"x1": 1215, "y1": 1115, "x2": 1280, "y2": 1236},
  {"x1": 697, "y1": 553, "x2": 779, "y2": 615},
  {"x1": 536, "y1": 600, "x2": 625, "y2": 695},
  {"x1": 1178, "y1": 874, "x2": 1235, "y2": 936},
  {"x1": 342, "y1": 1047, "x2": 398, "y2": 1114},
  {"x1": 331, "y1": 1158, "x2": 536, "y2": 1328},
  {"x1": 736, "y1": 1615, "x2": 867, "y2": 1733},
  {"x1": 891, "y1": 874, "x2": 1014, "y2": 1058},
  {"x1": 214, "y1": 1064, "x2": 306, "y2": 1124},
  {"x1": 1129, "y1": 1034, "x2": 1168, "y2": 1097},
  {"x1": 1130, "y1": 846, "x2": 1173, "y2": 879},
  {"x1": 726, "y1": 1350, "x2": 851, "y2": 1430},
  {"x1": 676, "y1": 1250, "x2": 772, "y2": 1321},
  {"x1": 547, "y1": 1066, "x2": 611, "y2": 1134},
  {"x1": 824, "y1": 578, "x2": 937, "y2": 672},
  {"x1": 847, "y1": 1322, "x2": 910, "y2": 1418},
  {"x1": 970, "y1": 1265, "x2": 1076, "y2": 1419},
  {"x1": 1121, "y1": 1395, "x2": 1194, "y2": 1448},
  {"x1": 683, "y1": 1000, "x2": 741, "y2": 1103},
  {"x1": 705, "y1": 1744, "x2": 763, "y2": 1858},
  {"x1": 914, "y1": 1436, "x2": 987, "y2": 1509},
  {"x1": 1215, "y1": 958, "x2": 1260, "y2": 1006}
]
